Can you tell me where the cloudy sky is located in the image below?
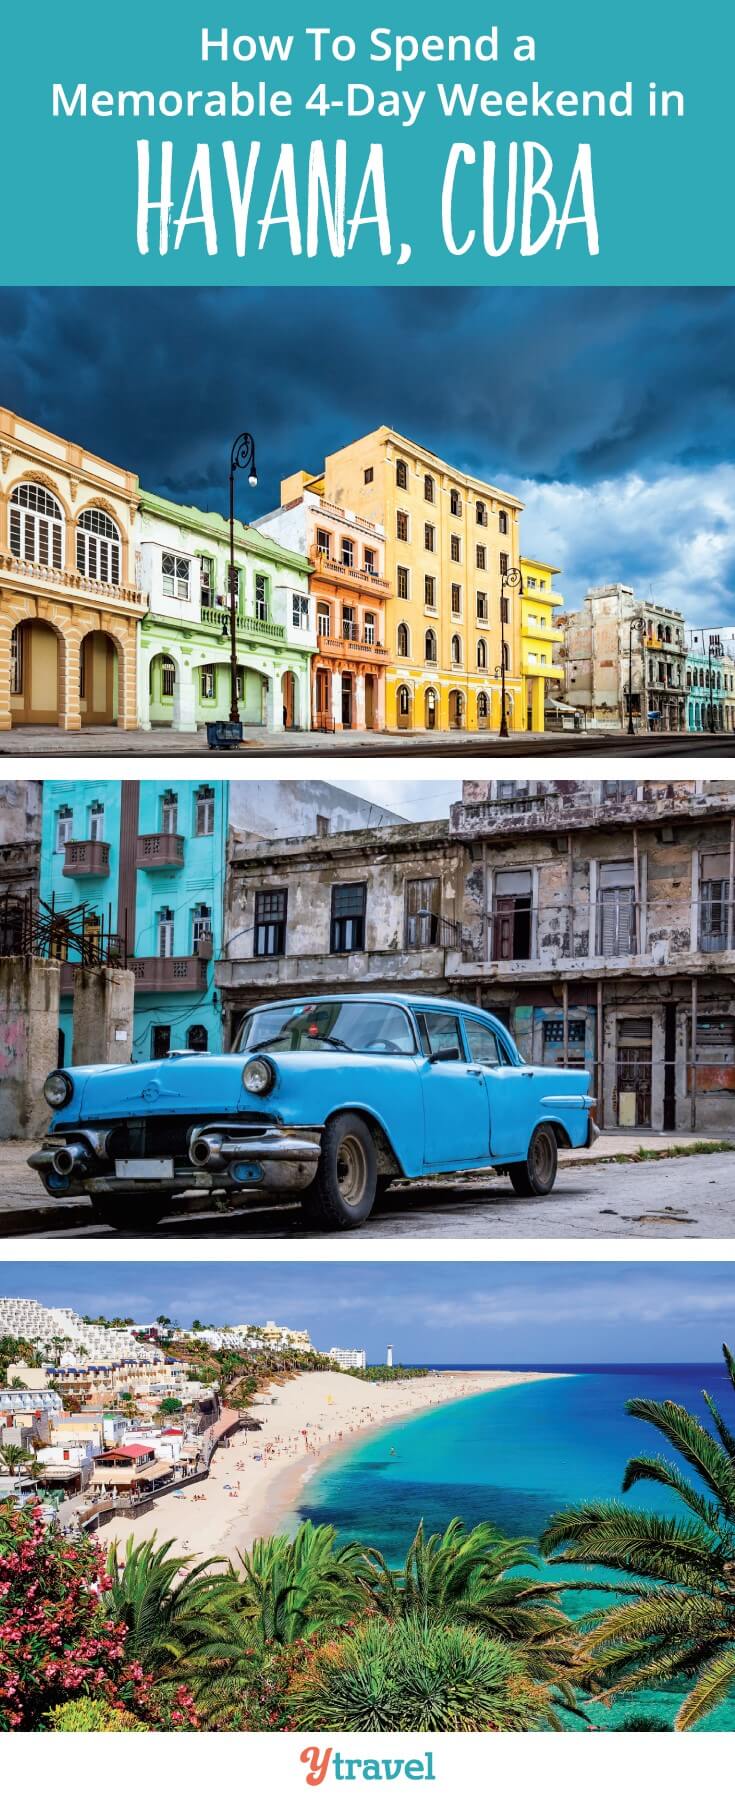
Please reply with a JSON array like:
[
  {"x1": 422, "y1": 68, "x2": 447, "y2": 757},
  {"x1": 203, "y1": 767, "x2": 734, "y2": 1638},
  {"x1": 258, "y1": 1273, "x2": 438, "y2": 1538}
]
[
  {"x1": 6, "y1": 1261, "x2": 735, "y2": 1362},
  {"x1": 1, "y1": 286, "x2": 733, "y2": 627}
]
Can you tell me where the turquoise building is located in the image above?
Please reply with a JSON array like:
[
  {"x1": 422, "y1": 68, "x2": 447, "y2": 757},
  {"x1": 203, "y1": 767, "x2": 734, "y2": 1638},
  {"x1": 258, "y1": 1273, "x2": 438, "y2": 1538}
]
[
  {"x1": 39, "y1": 780, "x2": 227, "y2": 1062},
  {"x1": 685, "y1": 636, "x2": 735, "y2": 733}
]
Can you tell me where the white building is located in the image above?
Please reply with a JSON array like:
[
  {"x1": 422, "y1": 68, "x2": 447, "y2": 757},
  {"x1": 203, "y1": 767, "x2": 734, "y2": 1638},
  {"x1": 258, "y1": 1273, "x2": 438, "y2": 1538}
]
[{"x1": 328, "y1": 1347, "x2": 367, "y2": 1370}]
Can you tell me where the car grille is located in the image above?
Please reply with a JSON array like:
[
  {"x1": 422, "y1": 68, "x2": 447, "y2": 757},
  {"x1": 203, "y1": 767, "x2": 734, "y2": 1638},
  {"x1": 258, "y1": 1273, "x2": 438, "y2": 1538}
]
[{"x1": 105, "y1": 1118, "x2": 190, "y2": 1161}]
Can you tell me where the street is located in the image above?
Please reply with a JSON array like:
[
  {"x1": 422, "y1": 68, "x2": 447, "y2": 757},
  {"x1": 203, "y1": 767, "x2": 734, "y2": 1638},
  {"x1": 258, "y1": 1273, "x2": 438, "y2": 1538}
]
[
  {"x1": 2, "y1": 726, "x2": 734, "y2": 759},
  {"x1": 2, "y1": 1143, "x2": 733, "y2": 1239}
]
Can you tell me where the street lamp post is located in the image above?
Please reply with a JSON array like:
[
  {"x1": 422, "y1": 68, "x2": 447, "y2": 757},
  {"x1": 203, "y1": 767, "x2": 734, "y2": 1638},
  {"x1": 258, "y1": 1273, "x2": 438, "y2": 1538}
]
[
  {"x1": 228, "y1": 432, "x2": 258, "y2": 725},
  {"x1": 498, "y1": 565, "x2": 523, "y2": 740},
  {"x1": 626, "y1": 614, "x2": 646, "y2": 735}
]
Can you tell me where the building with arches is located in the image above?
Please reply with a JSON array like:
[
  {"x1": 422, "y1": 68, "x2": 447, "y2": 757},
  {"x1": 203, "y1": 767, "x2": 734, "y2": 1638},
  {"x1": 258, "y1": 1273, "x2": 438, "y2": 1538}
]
[
  {"x1": 0, "y1": 407, "x2": 143, "y2": 733},
  {"x1": 280, "y1": 428, "x2": 526, "y2": 734},
  {"x1": 255, "y1": 478, "x2": 389, "y2": 731},
  {"x1": 38, "y1": 779, "x2": 227, "y2": 1061},
  {"x1": 685, "y1": 634, "x2": 735, "y2": 734},
  {"x1": 136, "y1": 491, "x2": 314, "y2": 733}
]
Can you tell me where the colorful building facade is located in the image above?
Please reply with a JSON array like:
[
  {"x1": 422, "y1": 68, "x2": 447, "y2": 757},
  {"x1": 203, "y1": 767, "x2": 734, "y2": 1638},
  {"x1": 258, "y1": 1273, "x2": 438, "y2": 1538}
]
[
  {"x1": 686, "y1": 634, "x2": 735, "y2": 733},
  {"x1": 518, "y1": 556, "x2": 565, "y2": 732},
  {"x1": 135, "y1": 493, "x2": 314, "y2": 732},
  {"x1": 39, "y1": 780, "x2": 227, "y2": 1061},
  {"x1": 0, "y1": 408, "x2": 143, "y2": 733},
  {"x1": 283, "y1": 428, "x2": 525, "y2": 734},
  {"x1": 256, "y1": 479, "x2": 389, "y2": 730}
]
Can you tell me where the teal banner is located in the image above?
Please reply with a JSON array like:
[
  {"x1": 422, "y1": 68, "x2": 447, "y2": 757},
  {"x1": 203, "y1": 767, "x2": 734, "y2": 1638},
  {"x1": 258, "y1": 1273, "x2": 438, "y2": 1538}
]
[{"x1": 2, "y1": 0, "x2": 731, "y2": 284}]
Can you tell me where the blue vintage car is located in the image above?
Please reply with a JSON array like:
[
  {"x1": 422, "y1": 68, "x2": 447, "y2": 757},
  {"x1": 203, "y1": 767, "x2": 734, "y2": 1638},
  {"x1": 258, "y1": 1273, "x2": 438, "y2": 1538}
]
[{"x1": 29, "y1": 993, "x2": 597, "y2": 1231}]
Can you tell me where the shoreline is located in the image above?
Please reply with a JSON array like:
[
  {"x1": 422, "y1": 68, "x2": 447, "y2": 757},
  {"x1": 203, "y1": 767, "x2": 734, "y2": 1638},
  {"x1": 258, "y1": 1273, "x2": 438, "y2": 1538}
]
[{"x1": 94, "y1": 1368, "x2": 566, "y2": 1566}]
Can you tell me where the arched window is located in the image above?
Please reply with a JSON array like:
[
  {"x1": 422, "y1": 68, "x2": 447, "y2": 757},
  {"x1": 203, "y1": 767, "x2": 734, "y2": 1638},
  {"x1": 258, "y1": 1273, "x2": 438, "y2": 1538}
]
[
  {"x1": 76, "y1": 507, "x2": 121, "y2": 584},
  {"x1": 424, "y1": 474, "x2": 435, "y2": 503},
  {"x1": 425, "y1": 628, "x2": 437, "y2": 663},
  {"x1": 159, "y1": 655, "x2": 176, "y2": 698},
  {"x1": 477, "y1": 691, "x2": 489, "y2": 719},
  {"x1": 9, "y1": 482, "x2": 63, "y2": 568},
  {"x1": 397, "y1": 622, "x2": 410, "y2": 657},
  {"x1": 502, "y1": 642, "x2": 510, "y2": 671},
  {"x1": 396, "y1": 459, "x2": 408, "y2": 490},
  {"x1": 398, "y1": 684, "x2": 411, "y2": 718},
  {"x1": 477, "y1": 637, "x2": 487, "y2": 669},
  {"x1": 186, "y1": 1023, "x2": 209, "y2": 1052},
  {"x1": 450, "y1": 488, "x2": 462, "y2": 517},
  {"x1": 451, "y1": 634, "x2": 462, "y2": 665}
]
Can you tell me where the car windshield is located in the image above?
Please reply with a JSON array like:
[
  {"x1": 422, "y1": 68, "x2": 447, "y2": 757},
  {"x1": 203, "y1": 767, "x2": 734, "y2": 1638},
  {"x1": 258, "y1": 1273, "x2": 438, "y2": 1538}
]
[{"x1": 237, "y1": 1000, "x2": 416, "y2": 1056}]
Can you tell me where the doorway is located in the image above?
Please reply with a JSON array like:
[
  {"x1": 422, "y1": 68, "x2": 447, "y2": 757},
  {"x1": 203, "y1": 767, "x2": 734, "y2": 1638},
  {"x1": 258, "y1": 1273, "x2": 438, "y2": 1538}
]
[
  {"x1": 282, "y1": 670, "x2": 296, "y2": 729},
  {"x1": 152, "y1": 1024, "x2": 171, "y2": 1061},
  {"x1": 341, "y1": 673, "x2": 353, "y2": 728},
  {"x1": 364, "y1": 673, "x2": 376, "y2": 730},
  {"x1": 616, "y1": 1017, "x2": 653, "y2": 1127},
  {"x1": 10, "y1": 620, "x2": 60, "y2": 725},
  {"x1": 80, "y1": 631, "x2": 118, "y2": 725}
]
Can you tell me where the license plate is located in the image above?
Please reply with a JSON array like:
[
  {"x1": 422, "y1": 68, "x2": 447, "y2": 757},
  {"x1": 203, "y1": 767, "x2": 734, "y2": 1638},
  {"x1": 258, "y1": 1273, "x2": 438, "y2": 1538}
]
[{"x1": 115, "y1": 1157, "x2": 174, "y2": 1181}]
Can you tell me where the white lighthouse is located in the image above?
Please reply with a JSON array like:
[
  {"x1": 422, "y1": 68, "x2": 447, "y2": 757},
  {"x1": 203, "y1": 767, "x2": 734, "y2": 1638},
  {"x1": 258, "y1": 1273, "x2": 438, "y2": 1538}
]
[{"x1": 386, "y1": 1343, "x2": 393, "y2": 1368}]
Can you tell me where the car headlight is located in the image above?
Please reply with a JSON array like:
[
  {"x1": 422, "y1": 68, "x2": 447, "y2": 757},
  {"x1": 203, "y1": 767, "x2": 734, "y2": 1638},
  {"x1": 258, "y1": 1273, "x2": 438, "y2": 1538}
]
[
  {"x1": 44, "y1": 1070, "x2": 74, "y2": 1110},
  {"x1": 242, "y1": 1056, "x2": 275, "y2": 1096}
]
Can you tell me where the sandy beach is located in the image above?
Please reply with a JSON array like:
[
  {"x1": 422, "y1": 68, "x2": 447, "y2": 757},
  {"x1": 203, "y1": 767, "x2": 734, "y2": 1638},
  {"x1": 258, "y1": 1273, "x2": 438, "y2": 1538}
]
[{"x1": 94, "y1": 1368, "x2": 562, "y2": 1566}]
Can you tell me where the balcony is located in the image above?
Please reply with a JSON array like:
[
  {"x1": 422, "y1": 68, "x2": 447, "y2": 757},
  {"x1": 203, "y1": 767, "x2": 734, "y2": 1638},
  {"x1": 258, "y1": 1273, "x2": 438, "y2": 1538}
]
[
  {"x1": 127, "y1": 954, "x2": 209, "y2": 992},
  {"x1": 136, "y1": 833, "x2": 185, "y2": 870},
  {"x1": 62, "y1": 840, "x2": 110, "y2": 878},
  {"x1": 312, "y1": 550, "x2": 390, "y2": 594},
  {"x1": 0, "y1": 551, "x2": 144, "y2": 615},
  {"x1": 521, "y1": 657, "x2": 564, "y2": 679},
  {"x1": 200, "y1": 602, "x2": 285, "y2": 641},
  {"x1": 316, "y1": 633, "x2": 389, "y2": 663}
]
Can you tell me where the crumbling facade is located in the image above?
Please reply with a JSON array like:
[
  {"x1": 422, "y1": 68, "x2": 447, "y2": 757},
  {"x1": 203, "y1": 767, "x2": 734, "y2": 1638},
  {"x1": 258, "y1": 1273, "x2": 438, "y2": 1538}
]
[{"x1": 557, "y1": 585, "x2": 687, "y2": 732}]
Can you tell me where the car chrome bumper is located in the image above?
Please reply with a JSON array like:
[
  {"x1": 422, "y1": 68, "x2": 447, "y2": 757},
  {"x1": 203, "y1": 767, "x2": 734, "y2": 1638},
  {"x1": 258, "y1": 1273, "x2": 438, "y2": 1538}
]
[{"x1": 29, "y1": 1124, "x2": 321, "y2": 1199}]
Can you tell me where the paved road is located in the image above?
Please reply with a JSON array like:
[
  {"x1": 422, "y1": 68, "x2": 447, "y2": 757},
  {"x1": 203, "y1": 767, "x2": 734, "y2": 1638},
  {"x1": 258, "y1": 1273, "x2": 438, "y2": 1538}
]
[
  {"x1": 6, "y1": 1153, "x2": 734, "y2": 1239},
  {"x1": 2, "y1": 726, "x2": 732, "y2": 759}
]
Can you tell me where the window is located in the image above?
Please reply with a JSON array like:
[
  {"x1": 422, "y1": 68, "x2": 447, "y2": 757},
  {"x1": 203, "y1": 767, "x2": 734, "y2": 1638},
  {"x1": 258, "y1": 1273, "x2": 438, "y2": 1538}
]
[
  {"x1": 162, "y1": 553, "x2": 190, "y2": 600},
  {"x1": 158, "y1": 907, "x2": 174, "y2": 958},
  {"x1": 500, "y1": 595, "x2": 509, "y2": 626},
  {"x1": 316, "y1": 527, "x2": 331, "y2": 557},
  {"x1": 254, "y1": 889, "x2": 287, "y2": 957},
  {"x1": 396, "y1": 511, "x2": 409, "y2": 543},
  {"x1": 424, "y1": 522, "x2": 435, "y2": 552},
  {"x1": 406, "y1": 877, "x2": 440, "y2": 949},
  {"x1": 292, "y1": 592, "x2": 310, "y2": 630},
  {"x1": 424, "y1": 474, "x2": 435, "y2": 503},
  {"x1": 239, "y1": 998, "x2": 415, "y2": 1055},
  {"x1": 342, "y1": 605, "x2": 356, "y2": 641},
  {"x1": 476, "y1": 590, "x2": 488, "y2": 621},
  {"x1": 416, "y1": 1011, "x2": 464, "y2": 1061},
  {"x1": 255, "y1": 573, "x2": 268, "y2": 620},
  {"x1": 700, "y1": 852, "x2": 730, "y2": 952},
  {"x1": 476, "y1": 502, "x2": 488, "y2": 527},
  {"x1": 199, "y1": 557, "x2": 215, "y2": 604},
  {"x1": 363, "y1": 547, "x2": 376, "y2": 572},
  {"x1": 499, "y1": 509, "x2": 508, "y2": 534},
  {"x1": 226, "y1": 563, "x2": 242, "y2": 604},
  {"x1": 10, "y1": 626, "x2": 23, "y2": 695},
  {"x1": 200, "y1": 665, "x2": 215, "y2": 700},
  {"x1": 476, "y1": 544, "x2": 486, "y2": 570},
  {"x1": 55, "y1": 807, "x2": 73, "y2": 852},
  {"x1": 397, "y1": 622, "x2": 410, "y2": 657},
  {"x1": 161, "y1": 790, "x2": 178, "y2": 833},
  {"x1": 500, "y1": 551, "x2": 509, "y2": 578},
  {"x1": 465, "y1": 1018, "x2": 502, "y2": 1065},
  {"x1": 331, "y1": 883, "x2": 366, "y2": 953},
  {"x1": 76, "y1": 508, "x2": 121, "y2": 585},
  {"x1": 192, "y1": 903, "x2": 212, "y2": 953},
  {"x1": 152, "y1": 1024, "x2": 171, "y2": 1060},
  {"x1": 598, "y1": 861, "x2": 636, "y2": 956},
  {"x1": 451, "y1": 634, "x2": 462, "y2": 665},
  {"x1": 451, "y1": 584, "x2": 462, "y2": 616},
  {"x1": 317, "y1": 602, "x2": 331, "y2": 635},
  {"x1": 502, "y1": 640, "x2": 510, "y2": 670},
  {"x1": 398, "y1": 684, "x2": 411, "y2": 718},
  {"x1": 364, "y1": 466, "x2": 374, "y2": 484},
  {"x1": 493, "y1": 870, "x2": 533, "y2": 960},
  {"x1": 341, "y1": 537, "x2": 355, "y2": 567},
  {"x1": 396, "y1": 459, "x2": 408, "y2": 490},
  {"x1": 195, "y1": 785, "x2": 215, "y2": 836},
  {"x1": 477, "y1": 638, "x2": 487, "y2": 669},
  {"x1": 161, "y1": 656, "x2": 176, "y2": 697},
  {"x1": 9, "y1": 483, "x2": 63, "y2": 568},
  {"x1": 424, "y1": 574, "x2": 437, "y2": 609},
  {"x1": 425, "y1": 628, "x2": 437, "y2": 663},
  {"x1": 477, "y1": 692, "x2": 489, "y2": 720},
  {"x1": 450, "y1": 534, "x2": 461, "y2": 562},
  {"x1": 88, "y1": 801, "x2": 105, "y2": 842},
  {"x1": 397, "y1": 565, "x2": 409, "y2": 600},
  {"x1": 364, "y1": 613, "x2": 376, "y2": 645},
  {"x1": 450, "y1": 489, "x2": 462, "y2": 517},
  {"x1": 186, "y1": 1024, "x2": 208, "y2": 1052}
]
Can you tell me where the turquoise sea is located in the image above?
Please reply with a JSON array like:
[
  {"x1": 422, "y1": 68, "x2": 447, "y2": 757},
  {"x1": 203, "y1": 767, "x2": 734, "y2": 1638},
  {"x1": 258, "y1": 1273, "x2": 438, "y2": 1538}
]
[{"x1": 295, "y1": 1363, "x2": 735, "y2": 1732}]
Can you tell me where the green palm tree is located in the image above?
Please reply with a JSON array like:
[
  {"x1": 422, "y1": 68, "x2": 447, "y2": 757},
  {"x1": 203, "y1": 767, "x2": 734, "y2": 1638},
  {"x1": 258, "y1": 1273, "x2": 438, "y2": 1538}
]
[
  {"x1": 540, "y1": 1343, "x2": 735, "y2": 1729},
  {"x1": 290, "y1": 1615, "x2": 554, "y2": 1732},
  {"x1": 0, "y1": 1443, "x2": 35, "y2": 1482},
  {"x1": 104, "y1": 1534, "x2": 234, "y2": 1676},
  {"x1": 230, "y1": 1520, "x2": 367, "y2": 1648}
]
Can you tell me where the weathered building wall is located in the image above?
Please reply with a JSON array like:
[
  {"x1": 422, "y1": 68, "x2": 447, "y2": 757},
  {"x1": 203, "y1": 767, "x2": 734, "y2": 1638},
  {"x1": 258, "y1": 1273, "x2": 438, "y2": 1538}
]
[
  {"x1": 0, "y1": 958, "x2": 59, "y2": 1138},
  {"x1": 71, "y1": 967, "x2": 135, "y2": 1067}
]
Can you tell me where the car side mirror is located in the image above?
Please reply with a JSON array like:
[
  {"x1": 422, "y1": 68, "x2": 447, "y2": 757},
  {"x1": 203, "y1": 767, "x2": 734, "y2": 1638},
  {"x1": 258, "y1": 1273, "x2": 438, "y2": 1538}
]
[{"x1": 428, "y1": 1047, "x2": 461, "y2": 1064}]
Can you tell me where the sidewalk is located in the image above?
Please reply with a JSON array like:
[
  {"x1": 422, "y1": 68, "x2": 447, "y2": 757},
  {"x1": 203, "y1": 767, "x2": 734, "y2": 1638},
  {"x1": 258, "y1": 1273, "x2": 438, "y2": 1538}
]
[{"x1": 559, "y1": 1131, "x2": 734, "y2": 1165}]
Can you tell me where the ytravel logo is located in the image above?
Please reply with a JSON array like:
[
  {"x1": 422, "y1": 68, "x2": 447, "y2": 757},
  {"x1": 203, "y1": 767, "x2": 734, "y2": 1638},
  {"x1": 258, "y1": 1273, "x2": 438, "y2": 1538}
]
[{"x1": 300, "y1": 1748, "x2": 437, "y2": 1785}]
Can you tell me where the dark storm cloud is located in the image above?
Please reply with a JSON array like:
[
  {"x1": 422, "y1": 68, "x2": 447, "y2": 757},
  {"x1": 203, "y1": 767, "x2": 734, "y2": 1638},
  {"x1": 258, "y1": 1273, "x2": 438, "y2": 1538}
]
[{"x1": 1, "y1": 287, "x2": 733, "y2": 619}]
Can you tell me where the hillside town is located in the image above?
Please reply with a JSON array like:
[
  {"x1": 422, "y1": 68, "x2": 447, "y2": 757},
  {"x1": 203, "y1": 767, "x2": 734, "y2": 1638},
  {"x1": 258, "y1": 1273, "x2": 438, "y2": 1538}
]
[{"x1": 0, "y1": 407, "x2": 732, "y2": 743}]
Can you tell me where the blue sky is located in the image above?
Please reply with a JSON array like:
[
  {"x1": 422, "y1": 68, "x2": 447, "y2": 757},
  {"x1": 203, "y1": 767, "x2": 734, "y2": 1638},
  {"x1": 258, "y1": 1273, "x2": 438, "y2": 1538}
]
[
  {"x1": 1, "y1": 286, "x2": 734, "y2": 628},
  {"x1": 4, "y1": 1262, "x2": 735, "y2": 1364}
]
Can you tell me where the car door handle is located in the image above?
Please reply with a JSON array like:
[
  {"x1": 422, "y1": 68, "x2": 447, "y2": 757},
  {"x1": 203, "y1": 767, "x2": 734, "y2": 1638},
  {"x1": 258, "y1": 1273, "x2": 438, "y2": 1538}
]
[{"x1": 467, "y1": 1067, "x2": 484, "y2": 1077}]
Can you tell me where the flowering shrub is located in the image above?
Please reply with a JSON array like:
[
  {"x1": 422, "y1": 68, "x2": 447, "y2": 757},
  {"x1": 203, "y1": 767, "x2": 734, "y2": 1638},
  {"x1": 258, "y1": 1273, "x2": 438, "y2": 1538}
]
[{"x1": 0, "y1": 1502, "x2": 199, "y2": 1731}]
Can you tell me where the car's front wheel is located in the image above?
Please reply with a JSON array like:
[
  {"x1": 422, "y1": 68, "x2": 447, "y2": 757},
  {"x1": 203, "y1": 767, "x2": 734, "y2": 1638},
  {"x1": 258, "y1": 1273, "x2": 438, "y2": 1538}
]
[
  {"x1": 301, "y1": 1112, "x2": 377, "y2": 1231},
  {"x1": 507, "y1": 1123, "x2": 558, "y2": 1197}
]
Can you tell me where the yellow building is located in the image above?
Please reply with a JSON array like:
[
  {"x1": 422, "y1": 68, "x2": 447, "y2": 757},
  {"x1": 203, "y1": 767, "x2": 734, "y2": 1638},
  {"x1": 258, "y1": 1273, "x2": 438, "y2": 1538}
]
[
  {"x1": 519, "y1": 555, "x2": 565, "y2": 732},
  {"x1": 283, "y1": 428, "x2": 525, "y2": 733},
  {"x1": 0, "y1": 408, "x2": 143, "y2": 732}
]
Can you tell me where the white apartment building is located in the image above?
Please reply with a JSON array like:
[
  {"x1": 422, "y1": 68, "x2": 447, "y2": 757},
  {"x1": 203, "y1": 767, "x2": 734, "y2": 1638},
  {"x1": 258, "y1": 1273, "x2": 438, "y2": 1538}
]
[{"x1": 329, "y1": 1347, "x2": 367, "y2": 1370}]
